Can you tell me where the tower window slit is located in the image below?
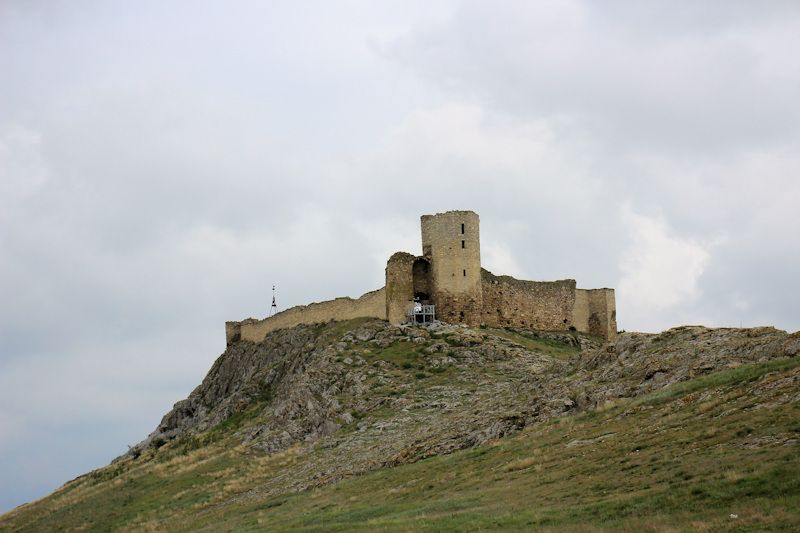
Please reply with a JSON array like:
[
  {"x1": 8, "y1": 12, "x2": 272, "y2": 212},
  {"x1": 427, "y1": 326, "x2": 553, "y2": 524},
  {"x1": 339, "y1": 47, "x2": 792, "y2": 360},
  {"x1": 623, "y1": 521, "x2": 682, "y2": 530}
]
[
  {"x1": 463, "y1": 269, "x2": 466, "y2": 276},
  {"x1": 461, "y1": 240, "x2": 465, "y2": 248},
  {"x1": 461, "y1": 223, "x2": 464, "y2": 234}
]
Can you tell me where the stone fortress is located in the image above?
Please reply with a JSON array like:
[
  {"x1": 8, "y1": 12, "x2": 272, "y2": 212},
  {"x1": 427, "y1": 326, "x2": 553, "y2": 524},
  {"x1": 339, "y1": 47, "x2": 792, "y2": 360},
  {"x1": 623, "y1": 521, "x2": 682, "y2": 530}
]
[{"x1": 226, "y1": 211, "x2": 617, "y2": 345}]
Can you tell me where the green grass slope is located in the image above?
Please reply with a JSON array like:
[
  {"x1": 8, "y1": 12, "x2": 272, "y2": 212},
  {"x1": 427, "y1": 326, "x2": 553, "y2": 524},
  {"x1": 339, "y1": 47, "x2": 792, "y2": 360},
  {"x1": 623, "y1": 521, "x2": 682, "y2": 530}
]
[{"x1": 2, "y1": 321, "x2": 799, "y2": 532}]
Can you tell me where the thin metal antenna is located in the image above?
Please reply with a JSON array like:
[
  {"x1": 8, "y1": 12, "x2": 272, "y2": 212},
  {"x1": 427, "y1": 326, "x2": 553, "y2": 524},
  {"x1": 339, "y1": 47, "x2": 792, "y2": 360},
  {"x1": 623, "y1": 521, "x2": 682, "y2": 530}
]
[{"x1": 269, "y1": 285, "x2": 278, "y2": 317}]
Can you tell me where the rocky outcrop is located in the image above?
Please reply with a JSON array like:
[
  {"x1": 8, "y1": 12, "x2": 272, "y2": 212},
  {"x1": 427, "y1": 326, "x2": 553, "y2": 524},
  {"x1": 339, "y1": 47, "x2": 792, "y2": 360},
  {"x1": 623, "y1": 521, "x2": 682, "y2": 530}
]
[
  {"x1": 128, "y1": 319, "x2": 798, "y2": 498},
  {"x1": 134, "y1": 324, "x2": 356, "y2": 452},
  {"x1": 557, "y1": 325, "x2": 797, "y2": 411}
]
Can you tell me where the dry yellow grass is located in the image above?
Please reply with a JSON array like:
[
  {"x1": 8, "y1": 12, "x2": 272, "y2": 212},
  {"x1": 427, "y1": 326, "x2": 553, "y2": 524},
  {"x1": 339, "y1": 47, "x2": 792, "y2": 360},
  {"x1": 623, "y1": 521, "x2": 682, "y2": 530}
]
[{"x1": 503, "y1": 456, "x2": 537, "y2": 472}]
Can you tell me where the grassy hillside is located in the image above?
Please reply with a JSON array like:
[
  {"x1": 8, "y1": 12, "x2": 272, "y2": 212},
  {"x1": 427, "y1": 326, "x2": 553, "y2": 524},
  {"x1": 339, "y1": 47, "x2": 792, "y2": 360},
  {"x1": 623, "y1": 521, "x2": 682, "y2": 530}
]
[{"x1": 2, "y1": 320, "x2": 798, "y2": 531}]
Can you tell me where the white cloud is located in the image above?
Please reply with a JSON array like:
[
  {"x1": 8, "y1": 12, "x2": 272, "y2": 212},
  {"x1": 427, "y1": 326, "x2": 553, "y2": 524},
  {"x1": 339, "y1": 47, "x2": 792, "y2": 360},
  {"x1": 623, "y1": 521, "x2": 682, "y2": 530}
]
[
  {"x1": 482, "y1": 242, "x2": 524, "y2": 279},
  {"x1": 618, "y1": 206, "x2": 710, "y2": 330},
  {"x1": 388, "y1": 0, "x2": 800, "y2": 153}
]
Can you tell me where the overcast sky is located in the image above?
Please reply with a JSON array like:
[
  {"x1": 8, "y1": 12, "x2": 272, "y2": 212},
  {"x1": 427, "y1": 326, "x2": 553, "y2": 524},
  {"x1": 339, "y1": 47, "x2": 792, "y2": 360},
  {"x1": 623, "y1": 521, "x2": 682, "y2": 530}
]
[{"x1": 1, "y1": 0, "x2": 799, "y2": 514}]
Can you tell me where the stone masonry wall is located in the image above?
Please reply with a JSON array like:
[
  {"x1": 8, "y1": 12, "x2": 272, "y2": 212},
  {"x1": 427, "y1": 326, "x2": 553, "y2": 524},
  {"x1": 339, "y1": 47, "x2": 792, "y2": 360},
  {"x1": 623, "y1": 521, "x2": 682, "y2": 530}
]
[
  {"x1": 434, "y1": 290, "x2": 484, "y2": 326},
  {"x1": 481, "y1": 269, "x2": 576, "y2": 331},
  {"x1": 573, "y1": 288, "x2": 617, "y2": 341},
  {"x1": 572, "y1": 289, "x2": 590, "y2": 334},
  {"x1": 227, "y1": 288, "x2": 386, "y2": 344},
  {"x1": 421, "y1": 211, "x2": 483, "y2": 325},
  {"x1": 385, "y1": 252, "x2": 416, "y2": 325}
]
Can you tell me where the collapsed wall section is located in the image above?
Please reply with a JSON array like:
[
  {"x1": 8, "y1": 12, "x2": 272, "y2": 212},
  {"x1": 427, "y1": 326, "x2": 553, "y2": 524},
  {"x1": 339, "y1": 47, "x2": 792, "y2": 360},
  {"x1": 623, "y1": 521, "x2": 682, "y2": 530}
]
[
  {"x1": 573, "y1": 288, "x2": 617, "y2": 341},
  {"x1": 226, "y1": 288, "x2": 386, "y2": 344},
  {"x1": 481, "y1": 269, "x2": 576, "y2": 330},
  {"x1": 385, "y1": 252, "x2": 416, "y2": 325}
]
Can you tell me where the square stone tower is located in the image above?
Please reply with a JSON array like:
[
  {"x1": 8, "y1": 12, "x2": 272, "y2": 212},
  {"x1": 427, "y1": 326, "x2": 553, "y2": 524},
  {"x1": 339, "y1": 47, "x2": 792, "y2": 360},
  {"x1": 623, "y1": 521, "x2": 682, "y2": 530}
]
[{"x1": 421, "y1": 210, "x2": 483, "y2": 325}]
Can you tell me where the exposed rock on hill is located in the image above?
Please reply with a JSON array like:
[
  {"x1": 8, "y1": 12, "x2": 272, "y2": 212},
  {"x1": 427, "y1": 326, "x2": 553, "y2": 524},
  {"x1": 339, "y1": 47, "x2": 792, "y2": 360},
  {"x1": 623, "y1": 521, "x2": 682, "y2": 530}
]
[
  {"x1": 128, "y1": 319, "x2": 798, "y2": 497},
  {"x1": 572, "y1": 325, "x2": 797, "y2": 407},
  {"x1": 4, "y1": 318, "x2": 799, "y2": 531}
]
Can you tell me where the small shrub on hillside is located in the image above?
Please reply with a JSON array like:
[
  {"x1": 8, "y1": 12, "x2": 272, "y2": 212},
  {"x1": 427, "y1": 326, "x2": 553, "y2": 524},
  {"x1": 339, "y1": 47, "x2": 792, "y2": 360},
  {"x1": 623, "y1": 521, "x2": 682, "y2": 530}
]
[{"x1": 127, "y1": 445, "x2": 141, "y2": 460}]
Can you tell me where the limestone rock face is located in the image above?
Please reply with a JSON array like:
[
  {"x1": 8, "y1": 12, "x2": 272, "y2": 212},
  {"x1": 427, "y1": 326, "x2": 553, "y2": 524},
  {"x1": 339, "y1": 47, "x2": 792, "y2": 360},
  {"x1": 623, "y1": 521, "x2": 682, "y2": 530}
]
[
  {"x1": 135, "y1": 323, "x2": 376, "y2": 453},
  {"x1": 128, "y1": 319, "x2": 797, "y2": 496},
  {"x1": 563, "y1": 325, "x2": 794, "y2": 408}
]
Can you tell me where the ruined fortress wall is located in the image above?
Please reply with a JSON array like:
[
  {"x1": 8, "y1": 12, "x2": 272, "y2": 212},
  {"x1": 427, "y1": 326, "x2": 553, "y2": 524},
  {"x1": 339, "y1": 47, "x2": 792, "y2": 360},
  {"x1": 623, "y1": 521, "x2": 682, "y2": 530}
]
[
  {"x1": 421, "y1": 211, "x2": 483, "y2": 325},
  {"x1": 572, "y1": 289, "x2": 590, "y2": 333},
  {"x1": 593, "y1": 288, "x2": 617, "y2": 341},
  {"x1": 225, "y1": 210, "x2": 618, "y2": 343},
  {"x1": 481, "y1": 270, "x2": 576, "y2": 330},
  {"x1": 385, "y1": 252, "x2": 416, "y2": 325},
  {"x1": 227, "y1": 288, "x2": 386, "y2": 344},
  {"x1": 573, "y1": 288, "x2": 617, "y2": 341}
]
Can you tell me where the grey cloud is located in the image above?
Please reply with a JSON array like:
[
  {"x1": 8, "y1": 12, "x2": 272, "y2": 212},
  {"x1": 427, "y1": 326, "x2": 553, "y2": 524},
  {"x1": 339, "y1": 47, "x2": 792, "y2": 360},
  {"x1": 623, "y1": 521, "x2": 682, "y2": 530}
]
[
  {"x1": 1, "y1": 0, "x2": 799, "y2": 515},
  {"x1": 387, "y1": 0, "x2": 800, "y2": 154}
]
